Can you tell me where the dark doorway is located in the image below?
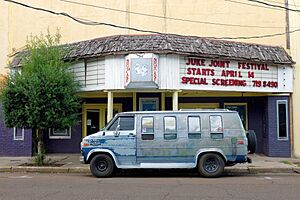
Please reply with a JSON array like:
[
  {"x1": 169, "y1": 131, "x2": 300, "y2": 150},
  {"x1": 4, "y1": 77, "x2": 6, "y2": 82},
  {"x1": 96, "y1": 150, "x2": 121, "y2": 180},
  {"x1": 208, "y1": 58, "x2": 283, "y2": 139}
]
[{"x1": 87, "y1": 109, "x2": 100, "y2": 136}]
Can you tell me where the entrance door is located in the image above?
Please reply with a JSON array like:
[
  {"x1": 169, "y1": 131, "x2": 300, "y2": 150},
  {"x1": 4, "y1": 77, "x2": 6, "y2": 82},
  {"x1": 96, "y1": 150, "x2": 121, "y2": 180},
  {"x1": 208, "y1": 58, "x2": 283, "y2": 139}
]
[
  {"x1": 82, "y1": 104, "x2": 123, "y2": 138},
  {"x1": 86, "y1": 109, "x2": 100, "y2": 136}
]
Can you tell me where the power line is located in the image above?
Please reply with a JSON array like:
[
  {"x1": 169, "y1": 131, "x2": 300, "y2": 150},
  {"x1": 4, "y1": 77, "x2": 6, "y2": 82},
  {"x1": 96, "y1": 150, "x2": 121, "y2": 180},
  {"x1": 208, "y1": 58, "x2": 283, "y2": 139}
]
[
  {"x1": 224, "y1": 0, "x2": 282, "y2": 10},
  {"x1": 208, "y1": 27, "x2": 300, "y2": 40},
  {"x1": 227, "y1": 0, "x2": 300, "y2": 11},
  {"x1": 3, "y1": 0, "x2": 162, "y2": 34},
  {"x1": 263, "y1": 0, "x2": 287, "y2": 5},
  {"x1": 4, "y1": 0, "x2": 300, "y2": 40},
  {"x1": 264, "y1": 0, "x2": 300, "y2": 7},
  {"x1": 248, "y1": 0, "x2": 300, "y2": 12},
  {"x1": 60, "y1": 0, "x2": 283, "y2": 29}
]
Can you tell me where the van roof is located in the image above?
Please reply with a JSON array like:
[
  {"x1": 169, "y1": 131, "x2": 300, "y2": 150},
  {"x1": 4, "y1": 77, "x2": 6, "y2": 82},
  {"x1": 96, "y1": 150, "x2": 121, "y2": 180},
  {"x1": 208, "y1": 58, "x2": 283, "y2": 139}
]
[{"x1": 118, "y1": 109, "x2": 237, "y2": 115}]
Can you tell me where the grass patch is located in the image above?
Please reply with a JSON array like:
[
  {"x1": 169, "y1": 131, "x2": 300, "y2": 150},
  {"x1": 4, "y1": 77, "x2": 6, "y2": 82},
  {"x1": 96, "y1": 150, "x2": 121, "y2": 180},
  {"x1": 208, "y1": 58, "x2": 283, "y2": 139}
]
[{"x1": 281, "y1": 160, "x2": 293, "y2": 165}]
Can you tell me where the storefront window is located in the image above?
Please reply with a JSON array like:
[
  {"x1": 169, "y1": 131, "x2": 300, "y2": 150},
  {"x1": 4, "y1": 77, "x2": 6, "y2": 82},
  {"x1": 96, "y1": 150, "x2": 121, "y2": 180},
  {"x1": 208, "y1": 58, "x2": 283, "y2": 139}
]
[
  {"x1": 49, "y1": 128, "x2": 71, "y2": 139},
  {"x1": 277, "y1": 100, "x2": 288, "y2": 140},
  {"x1": 139, "y1": 98, "x2": 159, "y2": 111},
  {"x1": 13, "y1": 127, "x2": 24, "y2": 141}
]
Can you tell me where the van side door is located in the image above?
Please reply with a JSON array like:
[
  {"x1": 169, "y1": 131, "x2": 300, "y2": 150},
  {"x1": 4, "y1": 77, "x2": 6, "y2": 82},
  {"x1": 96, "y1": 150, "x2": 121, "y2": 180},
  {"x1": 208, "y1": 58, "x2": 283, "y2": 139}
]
[
  {"x1": 136, "y1": 114, "x2": 188, "y2": 163},
  {"x1": 104, "y1": 115, "x2": 137, "y2": 165}
]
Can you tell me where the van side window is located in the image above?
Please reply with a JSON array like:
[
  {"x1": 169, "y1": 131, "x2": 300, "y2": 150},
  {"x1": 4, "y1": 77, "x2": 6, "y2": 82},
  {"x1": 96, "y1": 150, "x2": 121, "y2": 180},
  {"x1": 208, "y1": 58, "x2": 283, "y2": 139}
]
[
  {"x1": 107, "y1": 118, "x2": 119, "y2": 131},
  {"x1": 164, "y1": 116, "x2": 177, "y2": 140},
  {"x1": 209, "y1": 115, "x2": 223, "y2": 139},
  {"x1": 188, "y1": 116, "x2": 201, "y2": 139},
  {"x1": 119, "y1": 116, "x2": 134, "y2": 130},
  {"x1": 141, "y1": 117, "x2": 154, "y2": 140},
  {"x1": 107, "y1": 116, "x2": 134, "y2": 131}
]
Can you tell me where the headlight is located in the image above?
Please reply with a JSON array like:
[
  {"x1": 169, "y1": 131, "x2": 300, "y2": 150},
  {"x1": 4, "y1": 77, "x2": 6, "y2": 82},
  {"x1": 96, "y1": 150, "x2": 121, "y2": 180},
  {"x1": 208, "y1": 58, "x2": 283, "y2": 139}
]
[{"x1": 81, "y1": 138, "x2": 90, "y2": 147}]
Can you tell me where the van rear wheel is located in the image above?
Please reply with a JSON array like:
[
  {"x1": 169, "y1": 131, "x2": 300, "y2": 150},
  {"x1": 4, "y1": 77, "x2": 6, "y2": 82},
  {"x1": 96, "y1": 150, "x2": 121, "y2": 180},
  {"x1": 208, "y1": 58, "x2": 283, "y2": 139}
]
[
  {"x1": 90, "y1": 154, "x2": 114, "y2": 177},
  {"x1": 198, "y1": 153, "x2": 225, "y2": 178}
]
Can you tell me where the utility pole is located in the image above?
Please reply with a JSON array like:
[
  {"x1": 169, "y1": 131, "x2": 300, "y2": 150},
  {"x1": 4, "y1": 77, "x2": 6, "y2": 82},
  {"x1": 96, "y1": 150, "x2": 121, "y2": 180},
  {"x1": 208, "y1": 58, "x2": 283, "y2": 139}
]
[{"x1": 285, "y1": 0, "x2": 290, "y2": 49}]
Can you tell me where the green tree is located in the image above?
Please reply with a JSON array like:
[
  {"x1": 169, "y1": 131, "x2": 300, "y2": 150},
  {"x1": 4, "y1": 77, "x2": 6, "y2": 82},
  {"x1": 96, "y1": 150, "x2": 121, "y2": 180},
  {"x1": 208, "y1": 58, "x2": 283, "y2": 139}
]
[{"x1": 1, "y1": 31, "x2": 81, "y2": 157}]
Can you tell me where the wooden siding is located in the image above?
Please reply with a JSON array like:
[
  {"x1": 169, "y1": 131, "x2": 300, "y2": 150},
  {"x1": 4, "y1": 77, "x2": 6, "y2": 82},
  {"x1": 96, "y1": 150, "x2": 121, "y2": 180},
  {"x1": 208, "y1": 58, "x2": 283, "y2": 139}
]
[
  {"x1": 70, "y1": 61, "x2": 85, "y2": 87},
  {"x1": 70, "y1": 58, "x2": 105, "y2": 91},
  {"x1": 105, "y1": 56, "x2": 125, "y2": 90},
  {"x1": 159, "y1": 54, "x2": 180, "y2": 89},
  {"x1": 86, "y1": 58, "x2": 105, "y2": 87}
]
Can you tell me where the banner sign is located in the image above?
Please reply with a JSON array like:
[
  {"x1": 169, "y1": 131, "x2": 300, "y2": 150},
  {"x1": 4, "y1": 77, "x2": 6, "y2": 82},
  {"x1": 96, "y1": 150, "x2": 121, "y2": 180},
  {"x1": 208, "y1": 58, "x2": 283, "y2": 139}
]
[{"x1": 180, "y1": 57, "x2": 291, "y2": 92}]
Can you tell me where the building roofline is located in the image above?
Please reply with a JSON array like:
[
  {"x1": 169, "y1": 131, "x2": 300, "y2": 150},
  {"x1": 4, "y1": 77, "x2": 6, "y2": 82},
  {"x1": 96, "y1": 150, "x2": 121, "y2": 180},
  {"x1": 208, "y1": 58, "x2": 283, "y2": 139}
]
[{"x1": 10, "y1": 33, "x2": 295, "y2": 68}]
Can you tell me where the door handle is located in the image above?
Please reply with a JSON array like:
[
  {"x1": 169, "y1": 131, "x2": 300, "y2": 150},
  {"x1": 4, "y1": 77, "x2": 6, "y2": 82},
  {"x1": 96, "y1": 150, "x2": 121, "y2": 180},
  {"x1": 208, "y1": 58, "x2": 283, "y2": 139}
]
[{"x1": 128, "y1": 133, "x2": 135, "y2": 137}]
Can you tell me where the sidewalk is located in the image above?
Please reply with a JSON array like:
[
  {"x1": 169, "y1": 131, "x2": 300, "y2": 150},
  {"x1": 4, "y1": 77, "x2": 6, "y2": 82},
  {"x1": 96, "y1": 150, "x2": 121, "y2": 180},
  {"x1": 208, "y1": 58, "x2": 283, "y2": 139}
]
[{"x1": 0, "y1": 154, "x2": 300, "y2": 175}]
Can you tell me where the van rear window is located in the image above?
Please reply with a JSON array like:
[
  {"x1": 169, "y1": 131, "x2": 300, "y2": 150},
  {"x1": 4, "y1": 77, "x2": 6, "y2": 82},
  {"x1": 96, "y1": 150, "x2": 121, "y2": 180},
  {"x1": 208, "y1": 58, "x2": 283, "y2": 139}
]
[
  {"x1": 223, "y1": 114, "x2": 243, "y2": 129},
  {"x1": 188, "y1": 116, "x2": 201, "y2": 139},
  {"x1": 141, "y1": 117, "x2": 154, "y2": 140},
  {"x1": 210, "y1": 115, "x2": 223, "y2": 133},
  {"x1": 164, "y1": 116, "x2": 177, "y2": 140}
]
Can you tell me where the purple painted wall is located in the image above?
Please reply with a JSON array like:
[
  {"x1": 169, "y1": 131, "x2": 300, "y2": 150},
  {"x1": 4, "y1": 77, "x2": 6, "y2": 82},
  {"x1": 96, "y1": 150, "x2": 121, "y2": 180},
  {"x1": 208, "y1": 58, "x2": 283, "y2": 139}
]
[
  {"x1": 168, "y1": 96, "x2": 291, "y2": 157},
  {"x1": 44, "y1": 120, "x2": 82, "y2": 153},
  {"x1": 265, "y1": 96, "x2": 291, "y2": 157},
  {"x1": 44, "y1": 97, "x2": 134, "y2": 153},
  {"x1": 0, "y1": 104, "x2": 32, "y2": 156},
  {"x1": 1, "y1": 95, "x2": 291, "y2": 157}
]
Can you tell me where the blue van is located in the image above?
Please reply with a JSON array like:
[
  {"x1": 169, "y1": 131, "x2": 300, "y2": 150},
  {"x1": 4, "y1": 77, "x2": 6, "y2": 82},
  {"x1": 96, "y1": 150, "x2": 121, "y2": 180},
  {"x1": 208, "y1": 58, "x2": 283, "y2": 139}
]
[{"x1": 80, "y1": 110, "x2": 254, "y2": 178}]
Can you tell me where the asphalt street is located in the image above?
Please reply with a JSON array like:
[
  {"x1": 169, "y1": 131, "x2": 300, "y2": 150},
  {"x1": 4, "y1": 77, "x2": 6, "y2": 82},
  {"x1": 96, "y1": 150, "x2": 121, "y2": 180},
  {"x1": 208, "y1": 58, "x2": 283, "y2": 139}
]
[{"x1": 0, "y1": 172, "x2": 299, "y2": 200}]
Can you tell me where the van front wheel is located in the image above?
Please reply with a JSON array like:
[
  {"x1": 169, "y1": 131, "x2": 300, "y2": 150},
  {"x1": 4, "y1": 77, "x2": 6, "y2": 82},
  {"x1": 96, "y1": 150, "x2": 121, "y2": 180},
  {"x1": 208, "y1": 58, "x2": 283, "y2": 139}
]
[
  {"x1": 198, "y1": 153, "x2": 225, "y2": 178},
  {"x1": 90, "y1": 154, "x2": 114, "y2": 177}
]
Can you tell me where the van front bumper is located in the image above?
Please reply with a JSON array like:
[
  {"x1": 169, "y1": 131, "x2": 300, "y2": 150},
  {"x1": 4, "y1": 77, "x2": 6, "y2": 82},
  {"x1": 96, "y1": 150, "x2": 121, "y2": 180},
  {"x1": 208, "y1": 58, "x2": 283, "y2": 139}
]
[{"x1": 79, "y1": 156, "x2": 86, "y2": 164}]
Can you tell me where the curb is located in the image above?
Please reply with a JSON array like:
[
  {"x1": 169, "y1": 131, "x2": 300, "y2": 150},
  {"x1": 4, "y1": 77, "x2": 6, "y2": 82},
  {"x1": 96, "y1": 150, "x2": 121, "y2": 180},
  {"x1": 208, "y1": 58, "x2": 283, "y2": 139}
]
[
  {"x1": 0, "y1": 166, "x2": 90, "y2": 174},
  {"x1": 247, "y1": 167, "x2": 295, "y2": 174},
  {"x1": 0, "y1": 166, "x2": 299, "y2": 175}
]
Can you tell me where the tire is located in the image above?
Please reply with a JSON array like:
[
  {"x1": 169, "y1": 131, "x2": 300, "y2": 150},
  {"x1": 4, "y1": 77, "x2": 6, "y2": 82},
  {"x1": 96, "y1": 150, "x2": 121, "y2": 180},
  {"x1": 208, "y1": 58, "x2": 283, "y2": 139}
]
[
  {"x1": 90, "y1": 154, "x2": 114, "y2": 177},
  {"x1": 246, "y1": 130, "x2": 257, "y2": 154},
  {"x1": 198, "y1": 153, "x2": 225, "y2": 178}
]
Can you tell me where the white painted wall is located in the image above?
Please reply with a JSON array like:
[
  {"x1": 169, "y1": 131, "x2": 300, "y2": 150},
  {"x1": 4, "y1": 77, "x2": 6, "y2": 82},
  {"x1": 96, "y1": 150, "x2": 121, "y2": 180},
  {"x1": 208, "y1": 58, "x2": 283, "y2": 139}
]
[
  {"x1": 159, "y1": 54, "x2": 180, "y2": 89},
  {"x1": 86, "y1": 58, "x2": 105, "y2": 87},
  {"x1": 70, "y1": 58, "x2": 105, "y2": 91},
  {"x1": 71, "y1": 54, "x2": 293, "y2": 93},
  {"x1": 105, "y1": 55, "x2": 125, "y2": 90}
]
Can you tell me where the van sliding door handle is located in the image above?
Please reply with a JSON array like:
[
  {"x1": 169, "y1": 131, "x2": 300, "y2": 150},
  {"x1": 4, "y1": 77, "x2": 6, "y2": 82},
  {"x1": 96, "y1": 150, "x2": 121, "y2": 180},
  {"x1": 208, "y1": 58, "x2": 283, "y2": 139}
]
[{"x1": 128, "y1": 133, "x2": 135, "y2": 137}]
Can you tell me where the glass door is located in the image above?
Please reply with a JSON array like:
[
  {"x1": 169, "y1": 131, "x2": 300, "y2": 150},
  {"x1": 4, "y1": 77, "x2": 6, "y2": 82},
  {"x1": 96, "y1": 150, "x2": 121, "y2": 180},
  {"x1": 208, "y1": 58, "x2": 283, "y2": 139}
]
[
  {"x1": 86, "y1": 109, "x2": 100, "y2": 136},
  {"x1": 82, "y1": 104, "x2": 123, "y2": 137}
]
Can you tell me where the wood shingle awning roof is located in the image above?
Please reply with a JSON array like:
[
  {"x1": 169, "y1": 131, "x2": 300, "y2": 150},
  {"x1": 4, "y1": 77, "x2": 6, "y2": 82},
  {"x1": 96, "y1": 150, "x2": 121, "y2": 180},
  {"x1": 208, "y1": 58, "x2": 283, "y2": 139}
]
[{"x1": 11, "y1": 34, "x2": 294, "y2": 67}]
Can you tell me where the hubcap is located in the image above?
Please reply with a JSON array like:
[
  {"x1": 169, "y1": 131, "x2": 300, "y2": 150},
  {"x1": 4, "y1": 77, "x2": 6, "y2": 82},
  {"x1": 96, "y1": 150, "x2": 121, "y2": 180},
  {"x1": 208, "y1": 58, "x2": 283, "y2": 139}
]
[
  {"x1": 204, "y1": 157, "x2": 218, "y2": 173},
  {"x1": 96, "y1": 160, "x2": 108, "y2": 172}
]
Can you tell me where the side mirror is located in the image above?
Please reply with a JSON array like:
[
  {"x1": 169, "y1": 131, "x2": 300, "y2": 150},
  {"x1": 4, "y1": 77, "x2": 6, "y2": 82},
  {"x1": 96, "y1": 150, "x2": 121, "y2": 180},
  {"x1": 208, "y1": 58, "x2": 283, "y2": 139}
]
[{"x1": 114, "y1": 124, "x2": 120, "y2": 137}]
